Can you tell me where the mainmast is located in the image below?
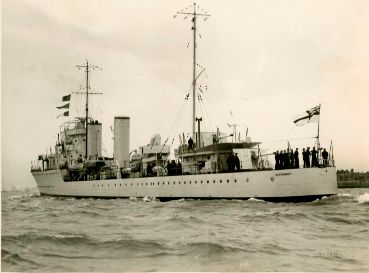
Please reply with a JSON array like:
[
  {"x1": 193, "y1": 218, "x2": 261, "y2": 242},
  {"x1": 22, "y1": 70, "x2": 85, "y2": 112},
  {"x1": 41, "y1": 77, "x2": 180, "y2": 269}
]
[
  {"x1": 76, "y1": 60, "x2": 101, "y2": 159},
  {"x1": 176, "y1": 3, "x2": 210, "y2": 140},
  {"x1": 192, "y1": 5, "x2": 197, "y2": 140}
]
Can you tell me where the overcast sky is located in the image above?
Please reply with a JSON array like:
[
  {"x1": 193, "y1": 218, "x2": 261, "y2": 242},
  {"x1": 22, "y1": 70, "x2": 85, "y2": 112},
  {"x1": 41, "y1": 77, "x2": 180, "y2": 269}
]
[{"x1": 2, "y1": 0, "x2": 369, "y2": 190}]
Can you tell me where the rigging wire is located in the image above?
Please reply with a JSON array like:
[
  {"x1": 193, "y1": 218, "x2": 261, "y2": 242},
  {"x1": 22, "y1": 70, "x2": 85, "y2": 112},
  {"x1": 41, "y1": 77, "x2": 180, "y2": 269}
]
[
  {"x1": 197, "y1": 43, "x2": 234, "y2": 123},
  {"x1": 160, "y1": 97, "x2": 189, "y2": 150},
  {"x1": 152, "y1": 41, "x2": 191, "y2": 135}
]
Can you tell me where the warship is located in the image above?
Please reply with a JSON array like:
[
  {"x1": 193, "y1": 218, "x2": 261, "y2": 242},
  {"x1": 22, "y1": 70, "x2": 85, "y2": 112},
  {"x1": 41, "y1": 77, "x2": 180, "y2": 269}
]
[{"x1": 31, "y1": 3, "x2": 338, "y2": 201}]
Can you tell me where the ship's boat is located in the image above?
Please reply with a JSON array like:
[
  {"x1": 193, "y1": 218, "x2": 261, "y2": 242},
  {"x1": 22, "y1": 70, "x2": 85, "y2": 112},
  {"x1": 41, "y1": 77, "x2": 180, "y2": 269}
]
[{"x1": 31, "y1": 4, "x2": 337, "y2": 201}]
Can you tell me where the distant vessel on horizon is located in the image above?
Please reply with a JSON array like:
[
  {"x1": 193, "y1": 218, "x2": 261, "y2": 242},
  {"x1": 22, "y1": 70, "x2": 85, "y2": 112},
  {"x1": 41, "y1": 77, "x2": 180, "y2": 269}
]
[{"x1": 31, "y1": 3, "x2": 337, "y2": 201}]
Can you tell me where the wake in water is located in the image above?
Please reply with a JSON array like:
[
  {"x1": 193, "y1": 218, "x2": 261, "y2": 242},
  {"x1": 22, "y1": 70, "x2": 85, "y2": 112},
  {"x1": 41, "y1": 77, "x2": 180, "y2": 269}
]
[{"x1": 357, "y1": 192, "x2": 369, "y2": 204}]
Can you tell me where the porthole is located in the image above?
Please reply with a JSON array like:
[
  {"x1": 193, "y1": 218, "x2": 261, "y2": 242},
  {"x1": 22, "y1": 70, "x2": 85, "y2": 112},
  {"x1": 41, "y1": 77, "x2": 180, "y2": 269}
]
[
  {"x1": 157, "y1": 182, "x2": 160, "y2": 185},
  {"x1": 234, "y1": 179, "x2": 237, "y2": 183},
  {"x1": 201, "y1": 181, "x2": 203, "y2": 184},
  {"x1": 207, "y1": 181, "x2": 209, "y2": 184},
  {"x1": 108, "y1": 184, "x2": 110, "y2": 187},
  {"x1": 168, "y1": 182, "x2": 170, "y2": 185},
  {"x1": 102, "y1": 185, "x2": 103, "y2": 187},
  {"x1": 246, "y1": 178, "x2": 249, "y2": 182},
  {"x1": 120, "y1": 184, "x2": 122, "y2": 187},
  {"x1": 189, "y1": 181, "x2": 192, "y2": 184},
  {"x1": 195, "y1": 181, "x2": 197, "y2": 184},
  {"x1": 179, "y1": 182, "x2": 181, "y2": 185},
  {"x1": 146, "y1": 183, "x2": 148, "y2": 186},
  {"x1": 227, "y1": 179, "x2": 229, "y2": 183},
  {"x1": 115, "y1": 184, "x2": 116, "y2": 187},
  {"x1": 184, "y1": 181, "x2": 186, "y2": 184},
  {"x1": 131, "y1": 183, "x2": 133, "y2": 186},
  {"x1": 163, "y1": 182, "x2": 165, "y2": 185},
  {"x1": 174, "y1": 182, "x2": 176, "y2": 185},
  {"x1": 220, "y1": 180, "x2": 222, "y2": 183}
]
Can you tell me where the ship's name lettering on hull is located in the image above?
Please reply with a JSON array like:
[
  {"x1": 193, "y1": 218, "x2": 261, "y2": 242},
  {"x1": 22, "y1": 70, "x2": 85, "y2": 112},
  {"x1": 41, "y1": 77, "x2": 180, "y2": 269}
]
[{"x1": 276, "y1": 173, "x2": 291, "y2": 176}]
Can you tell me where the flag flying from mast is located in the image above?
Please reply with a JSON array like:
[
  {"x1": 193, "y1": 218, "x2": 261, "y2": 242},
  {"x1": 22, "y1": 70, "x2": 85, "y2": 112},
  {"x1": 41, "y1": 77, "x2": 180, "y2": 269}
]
[
  {"x1": 56, "y1": 103, "x2": 70, "y2": 109},
  {"x1": 294, "y1": 105, "x2": 320, "y2": 126},
  {"x1": 62, "y1": 94, "x2": 71, "y2": 101},
  {"x1": 57, "y1": 111, "x2": 69, "y2": 118}
]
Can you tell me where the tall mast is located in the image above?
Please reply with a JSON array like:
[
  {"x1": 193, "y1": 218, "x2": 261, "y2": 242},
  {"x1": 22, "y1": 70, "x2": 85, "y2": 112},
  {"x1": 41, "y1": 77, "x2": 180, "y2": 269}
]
[
  {"x1": 176, "y1": 3, "x2": 210, "y2": 140},
  {"x1": 192, "y1": 3, "x2": 197, "y2": 140},
  {"x1": 86, "y1": 61, "x2": 89, "y2": 158},
  {"x1": 76, "y1": 60, "x2": 101, "y2": 159}
]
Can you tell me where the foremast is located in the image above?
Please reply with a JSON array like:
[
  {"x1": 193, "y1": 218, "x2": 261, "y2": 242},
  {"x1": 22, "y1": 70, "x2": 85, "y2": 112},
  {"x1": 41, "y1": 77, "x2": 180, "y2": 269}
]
[{"x1": 76, "y1": 60, "x2": 101, "y2": 158}]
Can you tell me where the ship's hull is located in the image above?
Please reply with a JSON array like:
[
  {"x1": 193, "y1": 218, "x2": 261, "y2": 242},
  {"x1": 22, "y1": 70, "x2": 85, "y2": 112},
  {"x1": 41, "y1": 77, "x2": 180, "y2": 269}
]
[{"x1": 32, "y1": 167, "x2": 338, "y2": 202}]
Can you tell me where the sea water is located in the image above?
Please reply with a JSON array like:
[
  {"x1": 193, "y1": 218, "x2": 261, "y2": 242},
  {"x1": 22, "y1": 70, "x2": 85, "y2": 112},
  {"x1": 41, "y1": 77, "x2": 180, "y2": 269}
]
[{"x1": 2, "y1": 188, "x2": 369, "y2": 272}]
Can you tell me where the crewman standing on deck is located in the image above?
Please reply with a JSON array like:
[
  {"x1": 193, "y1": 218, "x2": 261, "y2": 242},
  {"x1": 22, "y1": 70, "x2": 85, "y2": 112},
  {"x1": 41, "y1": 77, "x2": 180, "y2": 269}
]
[
  {"x1": 234, "y1": 153, "x2": 240, "y2": 171},
  {"x1": 322, "y1": 148, "x2": 329, "y2": 166},
  {"x1": 306, "y1": 147, "x2": 311, "y2": 168},
  {"x1": 302, "y1": 148, "x2": 307, "y2": 168},
  {"x1": 294, "y1": 148, "x2": 299, "y2": 168},
  {"x1": 290, "y1": 149, "x2": 294, "y2": 169},
  {"x1": 311, "y1": 147, "x2": 318, "y2": 167},
  {"x1": 188, "y1": 137, "x2": 194, "y2": 151},
  {"x1": 274, "y1": 151, "x2": 280, "y2": 170}
]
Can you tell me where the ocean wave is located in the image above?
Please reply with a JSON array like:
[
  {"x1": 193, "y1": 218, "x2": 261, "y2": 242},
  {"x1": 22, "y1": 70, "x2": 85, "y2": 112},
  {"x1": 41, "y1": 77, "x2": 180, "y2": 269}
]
[
  {"x1": 182, "y1": 241, "x2": 245, "y2": 255},
  {"x1": 6, "y1": 195, "x2": 24, "y2": 200},
  {"x1": 1, "y1": 248, "x2": 40, "y2": 269},
  {"x1": 2, "y1": 233, "x2": 91, "y2": 246},
  {"x1": 143, "y1": 196, "x2": 157, "y2": 202},
  {"x1": 357, "y1": 192, "x2": 369, "y2": 204},
  {"x1": 338, "y1": 193, "x2": 354, "y2": 197},
  {"x1": 247, "y1": 197, "x2": 267, "y2": 203}
]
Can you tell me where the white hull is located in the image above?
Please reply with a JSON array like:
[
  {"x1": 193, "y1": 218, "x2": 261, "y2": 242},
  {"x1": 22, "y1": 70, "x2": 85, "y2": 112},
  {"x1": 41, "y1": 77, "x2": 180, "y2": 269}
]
[{"x1": 32, "y1": 167, "x2": 338, "y2": 201}]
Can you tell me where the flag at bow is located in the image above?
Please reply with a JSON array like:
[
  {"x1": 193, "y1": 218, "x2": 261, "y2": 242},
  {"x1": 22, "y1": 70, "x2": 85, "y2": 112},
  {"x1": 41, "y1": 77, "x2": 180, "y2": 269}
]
[{"x1": 294, "y1": 105, "x2": 320, "y2": 126}]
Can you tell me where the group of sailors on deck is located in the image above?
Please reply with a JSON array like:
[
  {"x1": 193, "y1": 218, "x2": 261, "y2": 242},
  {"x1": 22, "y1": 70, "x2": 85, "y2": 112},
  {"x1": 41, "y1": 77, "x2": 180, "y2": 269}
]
[
  {"x1": 274, "y1": 147, "x2": 329, "y2": 170},
  {"x1": 226, "y1": 153, "x2": 241, "y2": 172}
]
